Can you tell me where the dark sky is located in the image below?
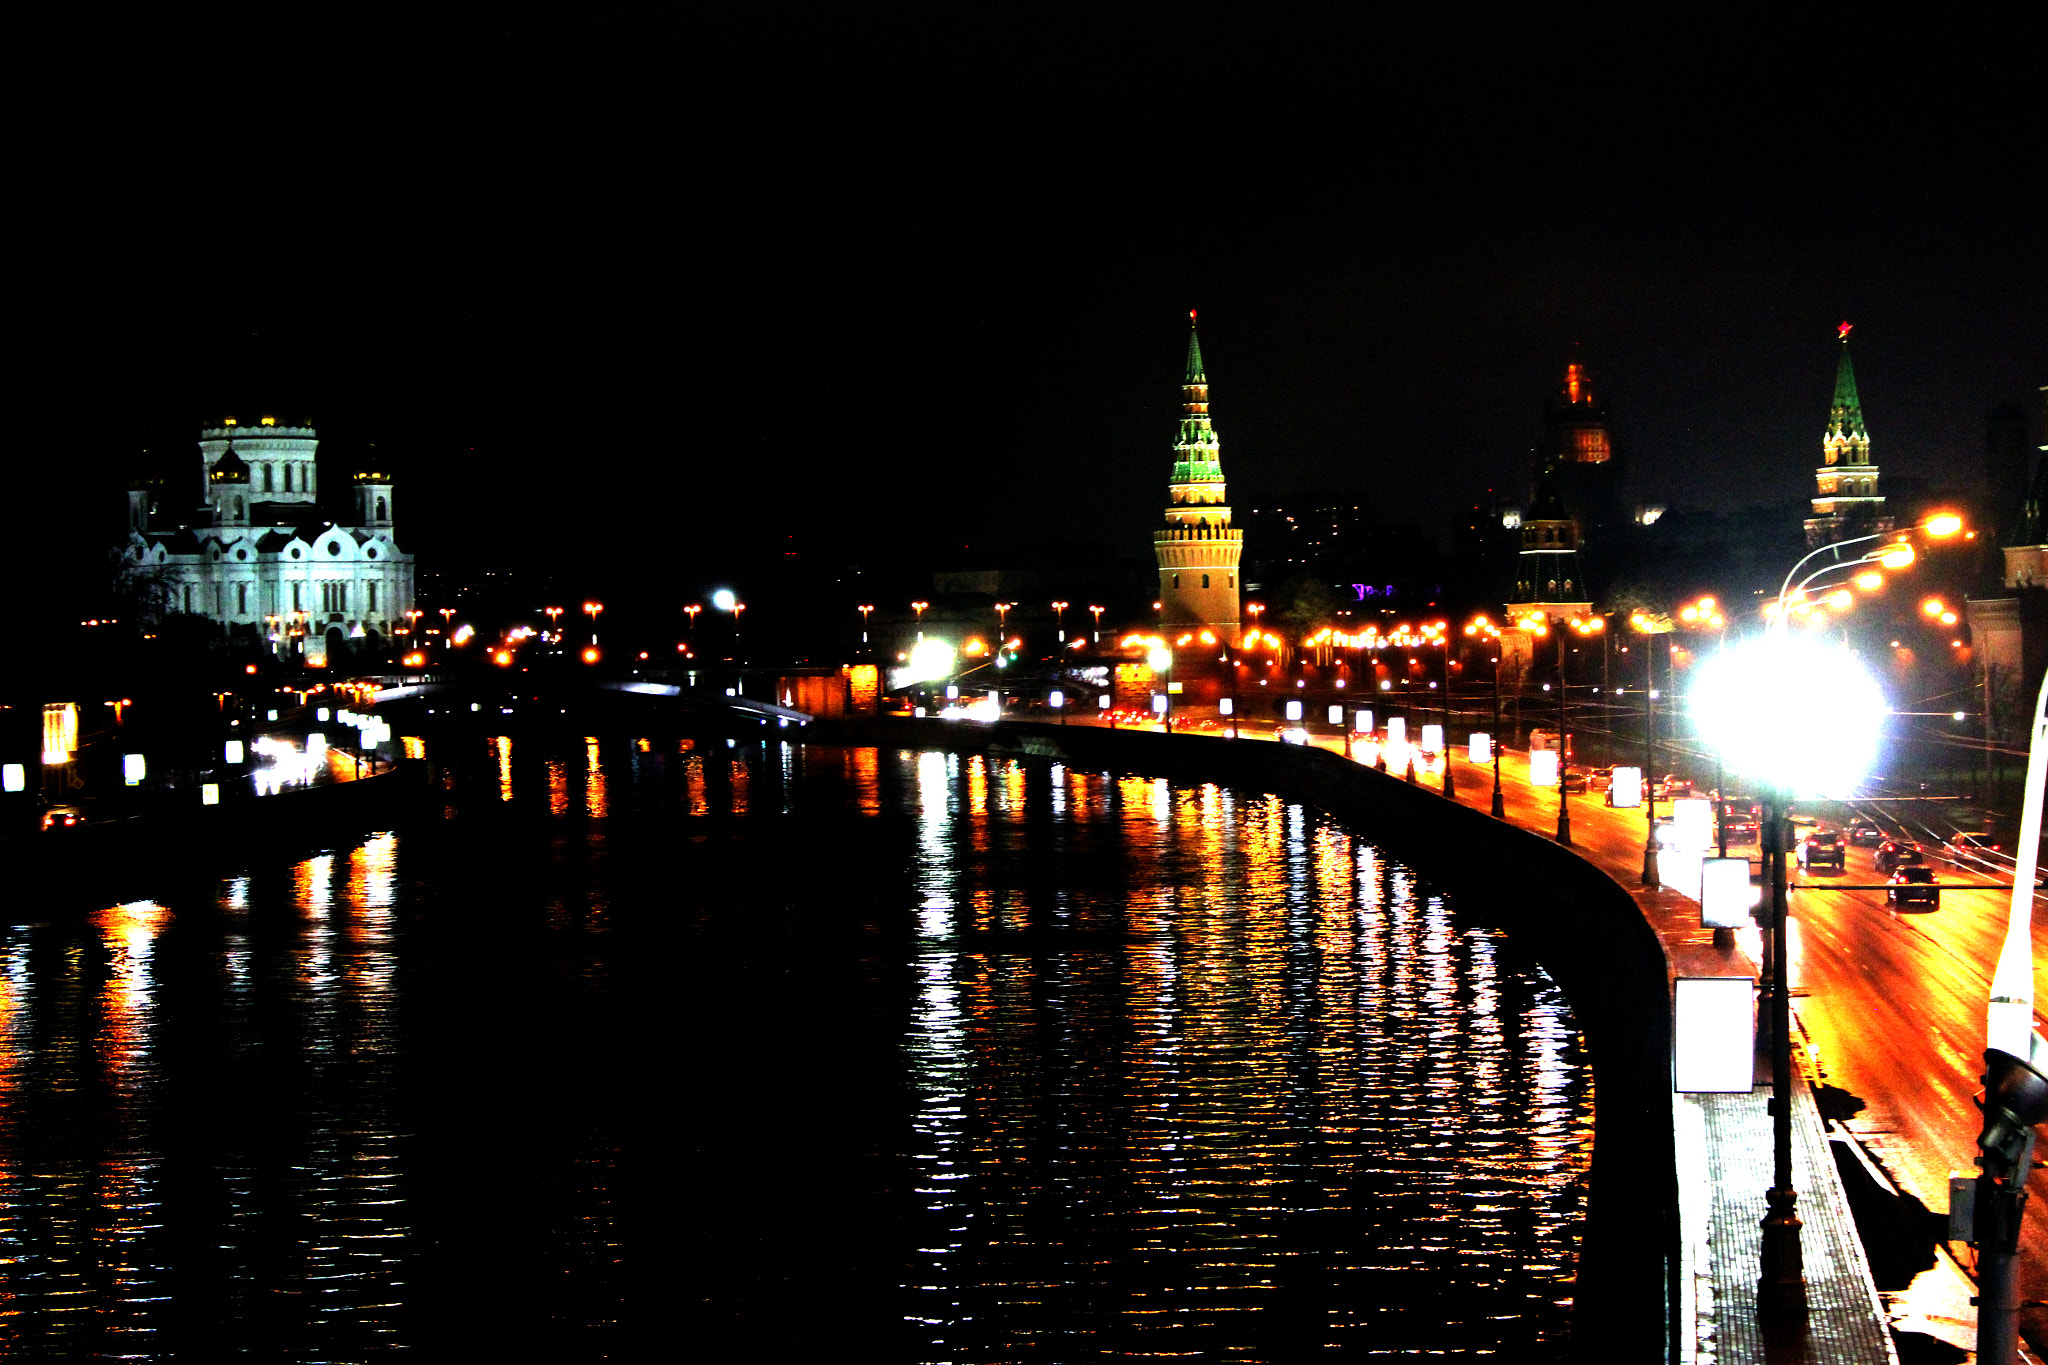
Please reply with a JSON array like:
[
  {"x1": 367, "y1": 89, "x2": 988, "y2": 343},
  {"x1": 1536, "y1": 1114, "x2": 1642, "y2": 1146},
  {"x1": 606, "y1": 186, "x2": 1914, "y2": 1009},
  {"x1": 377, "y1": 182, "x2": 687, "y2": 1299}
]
[{"x1": 23, "y1": 5, "x2": 2044, "y2": 615}]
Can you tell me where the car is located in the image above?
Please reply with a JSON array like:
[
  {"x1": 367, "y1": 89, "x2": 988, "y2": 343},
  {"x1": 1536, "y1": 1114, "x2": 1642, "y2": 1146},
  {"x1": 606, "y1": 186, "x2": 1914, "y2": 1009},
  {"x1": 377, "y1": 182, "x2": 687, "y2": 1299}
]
[
  {"x1": 40, "y1": 804, "x2": 85, "y2": 832},
  {"x1": 1561, "y1": 767, "x2": 1589, "y2": 793},
  {"x1": 1717, "y1": 800, "x2": 1760, "y2": 843},
  {"x1": 1653, "y1": 774, "x2": 1694, "y2": 800},
  {"x1": 1887, "y1": 865, "x2": 1940, "y2": 907},
  {"x1": 1947, "y1": 832, "x2": 2003, "y2": 861},
  {"x1": 1798, "y1": 828, "x2": 1845, "y2": 870},
  {"x1": 1846, "y1": 821, "x2": 1885, "y2": 848},
  {"x1": 1874, "y1": 840, "x2": 1923, "y2": 875}
]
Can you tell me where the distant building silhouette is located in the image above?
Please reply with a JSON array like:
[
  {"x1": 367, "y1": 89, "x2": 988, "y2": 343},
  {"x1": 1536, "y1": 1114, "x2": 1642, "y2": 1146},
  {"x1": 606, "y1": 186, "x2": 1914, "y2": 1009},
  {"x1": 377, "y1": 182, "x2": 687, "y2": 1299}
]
[
  {"x1": 1538, "y1": 353, "x2": 1627, "y2": 538},
  {"x1": 1154, "y1": 314, "x2": 1243, "y2": 635}
]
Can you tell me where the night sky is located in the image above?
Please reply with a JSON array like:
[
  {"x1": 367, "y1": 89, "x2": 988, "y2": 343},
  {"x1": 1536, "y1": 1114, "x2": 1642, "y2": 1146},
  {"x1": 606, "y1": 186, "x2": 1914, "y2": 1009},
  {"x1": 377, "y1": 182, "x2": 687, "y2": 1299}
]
[{"x1": 23, "y1": 6, "x2": 2043, "y2": 621}]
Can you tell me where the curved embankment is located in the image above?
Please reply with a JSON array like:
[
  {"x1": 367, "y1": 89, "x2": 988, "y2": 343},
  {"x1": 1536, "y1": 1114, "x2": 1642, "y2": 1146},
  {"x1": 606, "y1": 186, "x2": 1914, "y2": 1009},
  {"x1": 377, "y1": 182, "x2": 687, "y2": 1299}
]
[{"x1": 815, "y1": 714, "x2": 1678, "y2": 1362}]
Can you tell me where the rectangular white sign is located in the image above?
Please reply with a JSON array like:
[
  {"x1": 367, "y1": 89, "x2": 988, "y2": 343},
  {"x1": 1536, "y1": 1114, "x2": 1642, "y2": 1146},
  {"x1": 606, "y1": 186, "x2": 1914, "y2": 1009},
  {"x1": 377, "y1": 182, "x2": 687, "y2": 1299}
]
[
  {"x1": 1529, "y1": 749, "x2": 1558, "y2": 787},
  {"x1": 1469, "y1": 733, "x2": 1491, "y2": 763},
  {"x1": 1421, "y1": 723, "x2": 1444, "y2": 752},
  {"x1": 1700, "y1": 857, "x2": 1755, "y2": 929},
  {"x1": 1354, "y1": 709, "x2": 1372, "y2": 733},
  {"x1": 1609, "y1": 766, "x2": 1643, "y2": 807},
  {"x1": 1672, "y1": 798, "x2": 1714, "y2": 851},
  {"x1": 1387, "y1": 717, "x2": 1406, "y2": 744},
  {"x1": 1675, "y1": 976, "x2": 1757, "y2": 1092}
]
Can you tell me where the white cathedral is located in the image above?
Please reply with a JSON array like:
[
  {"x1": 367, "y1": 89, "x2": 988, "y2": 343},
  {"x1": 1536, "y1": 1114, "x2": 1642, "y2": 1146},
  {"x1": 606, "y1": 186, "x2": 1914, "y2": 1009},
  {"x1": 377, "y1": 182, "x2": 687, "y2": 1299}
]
[{"x1": 120, "y1": 417, "x2": 415, "y2": 663}]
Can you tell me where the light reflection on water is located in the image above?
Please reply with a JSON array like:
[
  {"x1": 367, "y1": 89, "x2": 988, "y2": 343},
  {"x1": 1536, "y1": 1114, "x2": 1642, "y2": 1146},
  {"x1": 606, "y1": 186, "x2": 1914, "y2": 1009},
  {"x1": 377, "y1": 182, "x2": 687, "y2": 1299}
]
[
  {"x1": 889, "y1": 751, "x2": 1592, "y2": 1360},
  {"x1": 0, "y1": 738, "x2": 1589, "y2": 1360}
]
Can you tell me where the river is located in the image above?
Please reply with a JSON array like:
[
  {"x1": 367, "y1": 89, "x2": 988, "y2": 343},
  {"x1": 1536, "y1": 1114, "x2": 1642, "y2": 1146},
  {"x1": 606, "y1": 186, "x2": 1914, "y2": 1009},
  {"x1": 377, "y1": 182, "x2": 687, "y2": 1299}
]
[{"x1": 0, "y1": 735, "x2": 1592, "y2": 1360}]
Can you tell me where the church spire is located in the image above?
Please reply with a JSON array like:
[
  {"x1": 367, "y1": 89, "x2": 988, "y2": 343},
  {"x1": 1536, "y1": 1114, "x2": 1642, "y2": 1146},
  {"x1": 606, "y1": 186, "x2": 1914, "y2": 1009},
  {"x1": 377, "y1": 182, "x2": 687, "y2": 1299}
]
[
  {"x1": 1154, "y1": 311, "x2": 1243, "y2": 636},
  {"x1": 1825, "y1": 323, "x2": 1870, "y2": 463},
  {"x1": 1805, "y1": 321, "x2": 1890, "y2": 546}
]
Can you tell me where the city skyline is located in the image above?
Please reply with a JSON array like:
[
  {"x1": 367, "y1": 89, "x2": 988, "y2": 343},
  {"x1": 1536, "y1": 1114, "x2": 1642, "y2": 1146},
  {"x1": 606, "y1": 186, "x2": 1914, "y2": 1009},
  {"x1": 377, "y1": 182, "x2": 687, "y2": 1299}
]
[{"x1": 19, "y1": 8, "x2": 2042, "y2": 618}]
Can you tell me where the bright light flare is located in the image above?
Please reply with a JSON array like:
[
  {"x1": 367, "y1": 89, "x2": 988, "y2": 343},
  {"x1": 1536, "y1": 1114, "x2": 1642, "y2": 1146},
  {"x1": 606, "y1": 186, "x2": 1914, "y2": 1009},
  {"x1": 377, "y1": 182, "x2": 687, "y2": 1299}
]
[
  {"x1": 1854, "y1": 572, "x2": 1883, "y2": 590},
  {"x1": 1879, "y1": 545, "x2": 1914, "y2": 569},
  {"x1": 1924, "y1": 513, "x2": 1963, "y2": 537},
  {"x1": 893, "y1": 638, "x2": 957, "y2": 687},
  {"x1": 1692, "y1": 635, "x2": 1886, "y2": 797}
]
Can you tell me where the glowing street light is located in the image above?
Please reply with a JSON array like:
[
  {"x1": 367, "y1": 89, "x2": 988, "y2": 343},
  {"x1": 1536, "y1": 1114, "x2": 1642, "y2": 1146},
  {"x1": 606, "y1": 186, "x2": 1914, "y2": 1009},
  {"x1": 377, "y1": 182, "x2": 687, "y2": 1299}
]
[
  {"x1": 544, "y1": 606, "x2": 563, "y2": 639},
  {"x1": 1051, "y1": 600, "x2": 1069, "y2": 641},
  {"x1": 1466, "y1": 613, "x2": 1507, "y2": 816},
  {"x1": 685, "y1": 603, "x2": 702, "y2": 634},
  {"x1": 1088, "y1": 604, "x2": 1104, "y2": 642},
  {"x1": 856, "y1": 603, "x2": 874, "y2": 643},
  {"x1": 583, "y1": 601, "x2": 604, "y2": 645},
  {"x1": 911, "y1": 600, "x2": 930, "y2": 641},
  {"x1": 1697, "y1": 564, "x2": 1894, "y2": 1320}
]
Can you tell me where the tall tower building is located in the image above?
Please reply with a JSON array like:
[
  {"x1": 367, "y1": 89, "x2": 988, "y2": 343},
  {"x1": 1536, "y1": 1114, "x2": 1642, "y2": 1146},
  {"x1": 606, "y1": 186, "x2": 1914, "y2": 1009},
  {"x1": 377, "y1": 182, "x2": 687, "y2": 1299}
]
[
  {"x1": 1154, "y1": 313, "x2": 1243, "y2": 635},
  {"x1": 1509, "y1": 472, "x2": 1592, "y2": 615},
  {"x1": 1535, "y1": 352, "x2": 1628, "y2": 536},
  {"x1": 1805, "y1": 322, "x2": 1893, "y2": 547}
]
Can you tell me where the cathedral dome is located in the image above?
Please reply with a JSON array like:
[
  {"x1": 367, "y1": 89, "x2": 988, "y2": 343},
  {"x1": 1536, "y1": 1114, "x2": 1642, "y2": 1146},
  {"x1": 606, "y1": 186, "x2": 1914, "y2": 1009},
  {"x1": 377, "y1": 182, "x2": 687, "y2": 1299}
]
[{"x1": 209, "y1": 445, "x2": 251, "y2": 483}]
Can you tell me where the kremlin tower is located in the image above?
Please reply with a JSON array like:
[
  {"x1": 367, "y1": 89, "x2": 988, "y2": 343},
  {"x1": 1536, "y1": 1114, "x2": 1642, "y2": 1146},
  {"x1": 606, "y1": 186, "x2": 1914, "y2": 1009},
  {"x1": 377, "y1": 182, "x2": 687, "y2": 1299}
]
[
  {"x1": 1805, "y1": 322, "x2": 1892, "y2": 547},
  {"x1": 1154, "y1": 313, "x2": 1244, "y2": 637}
]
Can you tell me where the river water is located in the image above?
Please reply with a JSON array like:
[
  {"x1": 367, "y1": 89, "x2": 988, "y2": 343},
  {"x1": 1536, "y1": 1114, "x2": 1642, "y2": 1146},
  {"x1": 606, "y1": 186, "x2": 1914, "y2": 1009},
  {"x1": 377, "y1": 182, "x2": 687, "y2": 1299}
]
[{"x1": 0, "y1": 736, "x2": 1592, "y2": 1360}]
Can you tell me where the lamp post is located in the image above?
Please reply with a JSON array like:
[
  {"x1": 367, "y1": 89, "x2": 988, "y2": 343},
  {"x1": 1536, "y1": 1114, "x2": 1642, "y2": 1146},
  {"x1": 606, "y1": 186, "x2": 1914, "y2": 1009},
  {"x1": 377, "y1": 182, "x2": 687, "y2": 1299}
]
[
  {"x1": 1051, "y1": 600, "x2": 1068, "y2": 642},
  {"x1": 1434, "y1": 621, "x2": 1456, "y2": 798},
  {"x1": 1978, "y1": 672, "x2": 2048, "y2": 1364},
  {"x1": 1466, "y1": 615, "x2": 1506, "y2": 817},
  {"x1": 1695, "y1": 551, "x2": 1908, "y2": 1326},
  {"x1": 1088, "y1": 604, "x2": 1103, "y2": 643},
  {"x1": 582, "y1": 600, "x2": 603, "y2": 646},
  {"x1": 1630, "y1": 610, "x2": 1674, "y2": 886},
  {"x1": 685, "y1": 603, "x2": 702, "y2": 645},
  {"x1": 912, "y1": 600, "x2": 929, "y2": 642},
  {"x1": 1679, "y1": 596, "x2": 1730, "y2": 854}
]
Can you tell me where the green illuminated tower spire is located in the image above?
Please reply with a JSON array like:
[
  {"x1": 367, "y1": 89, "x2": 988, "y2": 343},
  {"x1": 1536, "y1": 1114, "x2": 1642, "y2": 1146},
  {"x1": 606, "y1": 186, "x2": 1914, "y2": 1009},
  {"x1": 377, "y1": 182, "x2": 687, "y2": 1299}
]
[
  {"x1": 1155, "y1": 311, "x2": 1243, "y2": 636},
  {"x1": 1806, "y1": 321, "x2": 1890, "y2": 546}
]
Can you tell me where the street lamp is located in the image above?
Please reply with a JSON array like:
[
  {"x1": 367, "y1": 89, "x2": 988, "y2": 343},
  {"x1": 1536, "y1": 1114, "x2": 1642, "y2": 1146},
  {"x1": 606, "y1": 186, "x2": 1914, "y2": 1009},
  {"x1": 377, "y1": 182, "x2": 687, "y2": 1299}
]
[
  {"x1": 996, "y1": 601, "x2": 1013, "y2": 639},
  {"x1": 1088, "y1": 604, "x2": 1104, "y2": 643},
  {"x1": 1466, "y1": 615, "x2": 1507, "y2": 817},
  {"x1": 1978, "y1": 673, "x2": 2048, "y2": 1364},
  {"x1": 1629, "y1": 610, "x2": 1674, "y2": 885},
  {"x1": 856, "y1": 603, "x2": 873, "y2": 643},
  {"x1": 685, "y1": 603, "x2": 701, "y2": 640},
  {"x1": 583, "y1": 600, "x2": 603, "y2": 645},
  {"x1": 1679, "y1": 596, "x2": 1731, "y2": 855},
  {"x1": 1694, "y1": 624, "x2": 1889, "y2": 1322},
  {"x1": 1051, "y1": 600, "x2": 1068, "y2": 642},
  {"x1": 911, "y1": 600, "x2": 929, "y2": 641}
]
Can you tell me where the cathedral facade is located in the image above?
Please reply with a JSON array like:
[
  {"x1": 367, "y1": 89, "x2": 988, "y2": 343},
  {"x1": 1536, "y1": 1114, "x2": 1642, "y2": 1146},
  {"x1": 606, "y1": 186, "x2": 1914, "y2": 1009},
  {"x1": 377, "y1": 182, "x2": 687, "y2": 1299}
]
[{"x1": 119, "y1": 417, "x2": 415, "y2": 663}]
